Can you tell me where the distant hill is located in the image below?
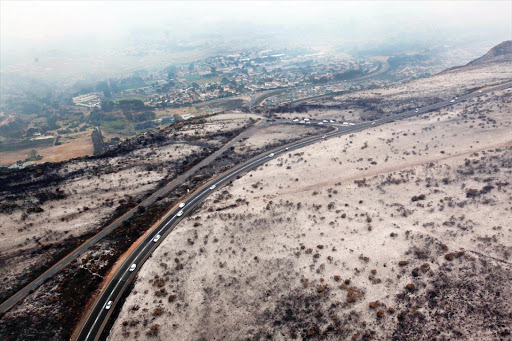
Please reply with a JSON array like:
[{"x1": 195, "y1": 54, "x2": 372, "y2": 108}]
[
  {"x1": 441, "y1": 40, "x2": 512, "y2": 74},
  {"x1": 467, "y1": 40, "x2": 512, "y2": 65}
]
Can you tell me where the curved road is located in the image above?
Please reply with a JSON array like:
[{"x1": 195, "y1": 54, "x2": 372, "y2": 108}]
[
  {"x1": 75, "y1": 81, "x2": 511, "y2": 341},
  {"x1": 0, "y1": 122, "x2": 265, "y2": 314}
]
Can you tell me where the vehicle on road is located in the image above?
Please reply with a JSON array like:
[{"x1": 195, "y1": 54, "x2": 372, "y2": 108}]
[
  {"x1": 293, "y1": 119, "x2": 299, "y2": 122},
  {"x1": 304, "y1": 118, "x2": 310, "y2": 121},
  {"x1": 285, "y1": 147, "x2": 289, "y2": 151},
  {"x1": 299, "y1": 120, "x2": 305, "y2": 124},
  {"x1": 153, "y1": 235, "x2": 161, "y2": 242},
  {"x1": 322, "y1": 120, "x2": 328, "y2": 123},
  {"x1": 179, "y1": 202, "x2": 185, "y2": 208},
  {"x1": 176, "y1": 210, "x2": 184, "y2": 217},
  {"x1": 210, "y1": 184, "x2": 216, "y2": 190},
  {"x1": 371, "y1": 122, "x2": 376, "y2": 125},
  {"x1": 349, "y1": 123, "x2": 355, "y2": 126},
  {"x1": 329, "y1": 120, "x2": 335, "y2": 123},
  {"x1": 415, "y1": 108, "x2": 418, "y2": 112},
  {"x1": 450, "y1": 99, "x2": 455, "y2": 103},
  {"x1": 478, "y1": 90, "x2": 483, "y2": 93},
  {"x1": 105, "y1": 301, "x2": 113, "y2": 310},
  {"x1": 129, "y1": 264, "x2": 136, "y2": 272},
  {"x1": 268, "y1": 153, "x2": 275, "y2": 158},
  {"x1": 305, "y1": 121, "x2": 311, "y2": 124},
  {"x1": 322, "y1": 135, "x2": 327, "y2": 139},
  {"x1": 318, "y1": 122, "x2": 324, "y2": 125}
]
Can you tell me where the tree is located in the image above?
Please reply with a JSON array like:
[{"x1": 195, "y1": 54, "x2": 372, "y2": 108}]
[
  {"x1": 101, "y1": 100, "x2": 115, "y2": 112},
  {"x1": 47, "y1": 116, "x2": 60, "y2": 130},
  {"x1": 134, "y1": 111, "x2": 156, "y2": 122}
]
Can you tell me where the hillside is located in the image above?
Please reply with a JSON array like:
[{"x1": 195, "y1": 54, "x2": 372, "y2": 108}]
[
  {"x1": 468, "y1": 40, "x2": 512, "y2": 65},
  {"x1": 107, "y1": 46, "x2": 512, "y2": 340},
  {"x1": 266, "y1": 41, "x2": 512, "y2": 124}
]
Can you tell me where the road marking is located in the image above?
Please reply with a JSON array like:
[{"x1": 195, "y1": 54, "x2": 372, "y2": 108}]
[{"x1": 75, "y1": 82, "x2": 512, "y2": 339}]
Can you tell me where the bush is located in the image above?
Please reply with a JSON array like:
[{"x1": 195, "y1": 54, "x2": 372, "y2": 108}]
[{"x1": 146, "y1": 324, "x2": 159, "y2": 337}]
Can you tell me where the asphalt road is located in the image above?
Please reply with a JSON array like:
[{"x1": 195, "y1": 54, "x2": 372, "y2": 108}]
[
  {"x1": 75, "y1": 81, "x2": 512, "y2": 341},
  {"x1": 0, "y1": 122, "x2": 265, "y2": 314}
]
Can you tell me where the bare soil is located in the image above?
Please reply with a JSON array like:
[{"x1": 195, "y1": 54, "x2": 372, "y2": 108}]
[{"x1": 107, "y1": 86, "x2": 512, "y2": 340}]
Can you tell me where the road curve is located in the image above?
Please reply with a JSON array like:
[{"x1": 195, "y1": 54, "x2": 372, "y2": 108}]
[
  {"x1": 75, "y1": 81, "x2": 512, "y2": 341},
  {"x1": 0, "y1": 122, "x2": 265, "y2": 314}
]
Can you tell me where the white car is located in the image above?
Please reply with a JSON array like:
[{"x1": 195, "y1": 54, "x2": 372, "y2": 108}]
[
  {"x1": 285, "y1": 147, "x2": 289, "y2": 151},
  {"x1": 322, "y1": 120, "x2": 328, "y2": 123},
  {"x1": 304, "y1": 118, "x2": 310, "y2": 121},
  {"x1": 153, "y1": 234, "x2": 161, "y2": 242},
  {"x1": 179, "y1": 202, "x2": 185, "y2": 208},
  {"x1": 268, "y1": 153, "x2": 275, "y2": 158},
  {"x1": 318, "y1": 122, "x2": 324, "y2": 125},
  {"x1": 329, "y1": 120, "x2": 335, "y2": 123},
  {"x1": 176, "y1": 210, "x2": 184, "y2": 217},
  {"x1": 371, "y1": 122, "x2": 376, "y2": 125},
  {"x1": 299, "y1": 120, "x2": 305, "y2": 124},
  {"x1": 305, "y1": 121, "x2": 311, "y2": 124},
  {"x1": 342, "y1": 122, "x2": 349, "y2": 125},
  {"x1": 322, "y1": 135, "x2": 327, "y2": 139},
  {"x1": 450, "y1": 99, "x2": 455, "y2": 103},
  {"x1": 415, "y1": 108, "x2": 418, "y2": 112},
  {"x1": 478, "y1": 90, "x2": 482, "y2": 93},
  {"x1": 349, "y1": 123, "x2": 355, "y2": 126},
  {"x1": 105, "y1": 301, "x2": 113, "y2": 310},
  {"x1": 210, "y1": 185, "x2": 216, "y2": 190},
  {"x1": 293, "y1": 119, "x2": 299, "y2": 122},
  {"x1": 129, "y1": 264, "x2": 136, "y2": 272}
]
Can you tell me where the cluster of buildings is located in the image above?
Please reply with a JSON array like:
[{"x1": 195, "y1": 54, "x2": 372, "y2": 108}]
[
  {"x1": 72, "y1": 92, "x2": 102, "y2": 108},
  {"x1": 73, "y1": 48, "x2": 384, "y2": 110}
]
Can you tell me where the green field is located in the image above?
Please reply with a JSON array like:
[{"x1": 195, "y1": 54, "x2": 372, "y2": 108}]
[
  {"x1": 185, "y1": 75, "x2": 223, "y2": 85},
  {"x1": 113, "y1": 96, "x2": 147, "y2": 103},
  {"x1": 0, "y1": 137, "x2": 54, "y2": 152},
  {"x1": 102, "y1": 119, "x2": 135, "y2": 136}
]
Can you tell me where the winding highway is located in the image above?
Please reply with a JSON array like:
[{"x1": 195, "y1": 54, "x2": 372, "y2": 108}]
[
  {"x1": 75, "y1": 81, "x2": 512, "y2": 341},
  {"x1": 0, "y1": 122, "x2": 264, "y2": 314}
]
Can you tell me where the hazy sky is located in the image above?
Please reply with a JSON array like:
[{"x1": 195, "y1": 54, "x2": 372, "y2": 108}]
[
  {"x1": 2, "y1": 1, "x2": 510, "y2": 41},
  {"x1": 1, "y1": 1, "x2": 511, "y2": 78}
]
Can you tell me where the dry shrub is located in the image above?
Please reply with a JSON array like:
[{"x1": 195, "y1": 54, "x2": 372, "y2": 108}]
[
  {"x1": 152, "y1": 308, "x2": 164, "y2": 316},
  {"x1": 146, "y1": 324, "x2": 159, "y2": 337},
  {"x1": 444, "y1": 253, "x2": 455, "y2": 261}
]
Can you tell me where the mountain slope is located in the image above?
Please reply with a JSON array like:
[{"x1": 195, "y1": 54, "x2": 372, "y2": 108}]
[{"x1": 468, "y1": 40, "x2": 512, "y2": 65}]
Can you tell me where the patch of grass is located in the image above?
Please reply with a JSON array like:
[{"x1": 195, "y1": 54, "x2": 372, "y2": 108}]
[{"x1": 114, "y1": 96, "x2": 146, "y2": 103}]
